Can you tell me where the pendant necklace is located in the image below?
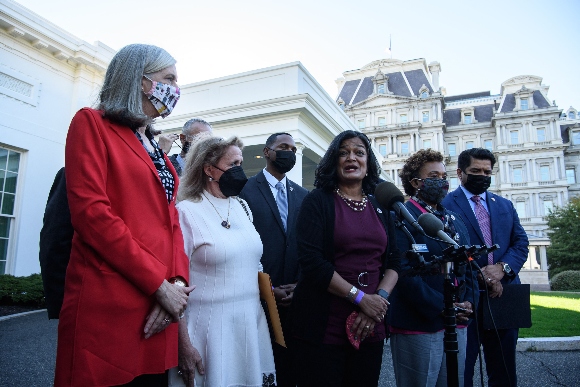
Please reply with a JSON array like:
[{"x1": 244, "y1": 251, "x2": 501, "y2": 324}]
[
  {"x1": 203, "y1": 192, "x2": 231, "y2": 229},
  {"x1": 335, "y1": 188, "x2": 368, "y2": 212}
]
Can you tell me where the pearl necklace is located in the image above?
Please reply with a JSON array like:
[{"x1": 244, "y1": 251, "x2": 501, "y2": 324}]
[
  {"x1": 203, "y1": 192, "x2": 231, "y2": 229},
  {"x1": 335, "y1": 188, "x2": 368, "y2": 212}
]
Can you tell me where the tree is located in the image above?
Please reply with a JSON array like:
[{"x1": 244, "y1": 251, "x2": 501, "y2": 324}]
[{"x1": 546, "y1": 197, "x2": 580, "y2": 278}]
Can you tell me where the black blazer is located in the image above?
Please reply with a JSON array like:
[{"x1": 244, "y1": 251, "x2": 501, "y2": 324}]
[
  {"x1": 291, "y1": 189, "x2": 402, "y2": 343},
  {"x1": 239, "y1": 170, "x2": 308, "y2": 286}
]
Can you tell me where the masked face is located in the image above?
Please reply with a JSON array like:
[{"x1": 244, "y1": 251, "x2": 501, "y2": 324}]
[
  {"x1": 214, "y1": 165, "x2": 248, "y2": 197},
  {"x1": 463, "y1": 174, "x2": 491, "y2": 195},
  {"x1": 143, "y1": 75, "x2": 180, "y2": 118},
  {"x1": 417, "y1": 177, "x2": 450, "y2": 205},
  {"x1": 268, "y1": 149, "x2": 296, "y2": 174}
]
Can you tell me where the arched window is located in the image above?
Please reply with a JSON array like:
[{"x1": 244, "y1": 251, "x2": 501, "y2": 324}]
[{"x1": 570, "y1": 111, "x2": 577, "y2": 119}]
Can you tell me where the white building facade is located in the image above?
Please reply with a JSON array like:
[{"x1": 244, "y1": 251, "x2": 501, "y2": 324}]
[{"x1": 336, "y1": 58, "x2": 577, "y2": 288}]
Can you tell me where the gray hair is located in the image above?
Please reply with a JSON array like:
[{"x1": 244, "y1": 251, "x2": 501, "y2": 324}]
[
  {"x1": 183, "y1": 118, "x2": 212, "y2": 135},
  {"x1": 99, "y1": 44, "x2": 176, "y2": 129},
  {"x1": 177, "y1": 136, "x2": 244, "y2": 203}
]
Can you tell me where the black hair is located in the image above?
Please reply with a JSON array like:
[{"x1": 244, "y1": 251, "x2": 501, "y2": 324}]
[
  {"x1": 314, "y1": 130, "x2": 381, "y2": 194},
  {"x1": 399, "y1": 149, "x2": 444, "y2": 196},
  {"x1": 457, "y1": 148, "x2": 496, "y2": 171},
  {"x1": 265, "y1": 133, "x2": 292, "y2": 148}
]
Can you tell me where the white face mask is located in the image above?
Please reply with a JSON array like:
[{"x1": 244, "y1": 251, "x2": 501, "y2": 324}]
[{"x1": 143, "y1": 75, "x2": 180, "y2": 118}]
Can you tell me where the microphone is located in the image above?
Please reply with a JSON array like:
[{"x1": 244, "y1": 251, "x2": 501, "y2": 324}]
[
  {"x1": 374, "y1": 182, "x2": 425, "y2": 235},
  {"x1": 417, "y1": 213, "x2": 458, "y2": 246}
]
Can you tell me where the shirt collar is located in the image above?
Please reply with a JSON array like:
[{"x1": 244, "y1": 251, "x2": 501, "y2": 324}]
[
  {"x1": 460, "y1": 184, "x2": 487, "y2": 202},
  {"x1": 263, "y1": 168, "x2": 286, "y2": 189}
]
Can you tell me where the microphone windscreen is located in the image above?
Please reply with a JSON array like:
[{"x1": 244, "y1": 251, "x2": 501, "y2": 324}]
[
  {"x1": 374, "y1": 181, "x2": 404, "y2": 209},
  {"x1": 417, "y1": 213, "x2": 444, "y2": 237}
]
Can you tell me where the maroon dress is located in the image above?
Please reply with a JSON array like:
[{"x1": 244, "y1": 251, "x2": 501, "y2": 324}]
[{"x1": 322, "y1": 193, "x2": 388, "y2": 345}]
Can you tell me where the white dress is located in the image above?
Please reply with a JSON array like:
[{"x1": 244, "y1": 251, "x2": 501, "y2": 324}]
[{"x1": 170, "y1": 191, "x2": 276, "y2": 387}]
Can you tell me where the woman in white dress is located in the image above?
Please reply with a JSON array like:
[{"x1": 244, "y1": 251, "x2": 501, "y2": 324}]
[{"x1": 170, "y1": 135, "x2": 276, "y2": 387}]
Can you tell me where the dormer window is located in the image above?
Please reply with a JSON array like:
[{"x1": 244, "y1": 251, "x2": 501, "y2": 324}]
[
  {"x1": 567, "y1": 107, "x2": 577, "y2": 119},
  {"x1": 514, "y1": 85, "x2": 535, "y2": 111},
  {"x1": 372, "y1": 69, "x2": 392, "y2": 95},
  {"x1": 418, "y1": 84, "x2": 430, "y2": 99},
  {"x1": 521, "y1": 99, "x2": 529, "y2": 110},
  {"x1": 377, "y1": 84, "x2": 385, "y2": 94},
  {"x1": 464, "y1": 114, "x2": 472, "y2": 124},
  {"x1": 460, "y1": 107, "x2": 477, "y2": 124},
  {"x1": 571, "y1": 111, "x2": 577, "y2": 119}
]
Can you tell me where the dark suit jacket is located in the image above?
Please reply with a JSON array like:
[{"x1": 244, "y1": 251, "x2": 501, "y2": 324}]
[
  {"x1": 168, "y1": 154, "x2": 182, "y2": 176},
  {"x1": 442, "y1": 187, "x2": 529, "y2": 284},
  {"x1": 239, "y1": 170, "x2": 308, "y2": 287}
]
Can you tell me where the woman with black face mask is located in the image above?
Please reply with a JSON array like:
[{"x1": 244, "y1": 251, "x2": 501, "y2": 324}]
[
  {"x1": 388, "y1": 149, "x2": 478, "y2": 387},
  {"x1": 172, "y1": 136, "x2": 276, "y2": 387}
]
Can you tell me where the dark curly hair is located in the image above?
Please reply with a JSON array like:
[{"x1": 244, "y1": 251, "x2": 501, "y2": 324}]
[
  {"x1": 399, "y1": 149, "x2": 444, "y2": 196},
  {"x1": 457, "y1": 148, "x2": 496, "y2": 171},
  {"x1": 314, "y1": 130, "x2": 381, "y2": 194}
]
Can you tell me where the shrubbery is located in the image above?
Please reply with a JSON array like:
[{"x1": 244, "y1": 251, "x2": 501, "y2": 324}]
[
  {"x1": 550, "y1": 270, "x2": 580, "y2": 291},
  {"x1": 0, "y1": 274, "x2": 46, "y2": 306}
]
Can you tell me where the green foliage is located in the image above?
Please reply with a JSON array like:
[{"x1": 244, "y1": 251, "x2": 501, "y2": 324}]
[
  {"x1": 550, "y1": 270, "x2": 580, "y2": 291},
  {"x1": 546, "y1": 197, "x2": 580, "y2": 278},
  {"x1": 0, "y1": 274, "x2": 46, "y2": 306}
]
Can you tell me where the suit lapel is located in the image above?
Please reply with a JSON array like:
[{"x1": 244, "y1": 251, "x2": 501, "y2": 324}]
[
  {"x1": 109, "y1": 123, "x2": 159, "y2": 180},
  {"x1": 286, "y1": 180, "x2": 298, "y2": 233},
  {"x1": 487, "y1": 192, "x2": 499, "y2": 245},
  {"x1": 453, "y1": 187, "x2": 486, "y2": 245},
  {"x1": 256, "y1": 171, "x2": 286, "y2": 233}
]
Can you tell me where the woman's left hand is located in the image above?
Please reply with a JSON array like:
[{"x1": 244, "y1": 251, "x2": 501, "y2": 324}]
[
  {"x1": 351, "y1": 311, "x2": 376, "y2": 342},
  {"x1": 358, "y1": 293, "x2": 389, "y2": 323},
  {"x1": 144, "y1": 302, "x2": 173, "y2": 339}
]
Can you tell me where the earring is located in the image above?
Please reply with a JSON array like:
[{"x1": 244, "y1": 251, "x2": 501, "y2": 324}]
[
  {"x1": 365, "y1": 173, "x2": 368, "y2": 176},
  {"x1": 208, "y1": 176, "x2": 213, "y2": 181}
]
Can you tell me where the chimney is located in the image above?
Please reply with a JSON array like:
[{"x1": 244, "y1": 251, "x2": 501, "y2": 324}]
[{"x1": 428, "y1": 61, "x2": 441, "y2": 92}]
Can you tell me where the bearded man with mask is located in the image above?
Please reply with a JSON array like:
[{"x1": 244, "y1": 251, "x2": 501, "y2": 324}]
[
  {"x1": 239, "y1": 132, "x2": 308, "y2": 386},
  {"x1": 388, "y1": 149, "x2": 478, "y2": 387},
  {"x1": 442, "y1": 148, "x2": 528, "y2": 387}
]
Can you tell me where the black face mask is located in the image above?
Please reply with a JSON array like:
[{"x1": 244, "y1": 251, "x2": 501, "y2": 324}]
[
  {"x1": 214, "y1": 165, "x2": 248, "y2": 197},
  {"x1": 417, "y1": 178, "x2": 449, "y2": 205},
  {"x1": 182, "y1": 141, "x2": 191, "y2": 155},
  {"x1": 269, "y1": 149, "x2": 296, "y2": 174},
  {"x1": 463, "y1": 173, "x2": 491, "y2": 195}
]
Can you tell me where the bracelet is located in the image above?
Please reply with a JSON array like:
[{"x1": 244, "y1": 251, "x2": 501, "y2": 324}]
[
  {"x1": 346, "y1": 286, "x2": 358, "y2": 302},
  {"x1": 354, "y1": 290, "x2": 365, "y2": 305}
]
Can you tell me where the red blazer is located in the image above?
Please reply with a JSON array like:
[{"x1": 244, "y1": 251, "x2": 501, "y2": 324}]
[{"x1": 55, "y1": 108, "x2": 189, "y2": 386}]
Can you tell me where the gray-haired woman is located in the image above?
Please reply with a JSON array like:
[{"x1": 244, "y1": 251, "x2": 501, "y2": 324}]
[
  {"x1": 170, "y1": 136, "x2": 276, "y2": 387},
  {"x1": 55, "y1": 44, "x2": 193, "y2": 387}
]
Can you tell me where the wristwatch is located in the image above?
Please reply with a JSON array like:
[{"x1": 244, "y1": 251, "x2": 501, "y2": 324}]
[
  {"x1": 376, "y1": 289, "x2": 390, "y2": 300},
  {"x1": 497, "y1": 262, "x2": 514, "y2": 278}
]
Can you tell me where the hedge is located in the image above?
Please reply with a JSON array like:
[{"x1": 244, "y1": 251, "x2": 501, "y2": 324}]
[
  {"x1": 550, "y1": 270, "x2": 580, "y2": 291},
  {"x1": 0, "y1": 274, "x2": 46, "y2": 306}
]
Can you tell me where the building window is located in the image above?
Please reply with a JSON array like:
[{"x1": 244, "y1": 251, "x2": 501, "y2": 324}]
[
  {"x1": 449, "y1": 177, "x2": 458, "y2": 189},
  {"x1": 448, "y1": 143, "x2": 456, "y2": 156},
  {"x1": 537, "y1": 128, "x2": 546, "y2": 142},
  {"x1": 377, "y1": 83, "x2": 385, "y2": 94},
  {"x1": 572, "y1": 131, "x2": 580, "y2": 145},
  {"x1": 379, "y1": 144, "x2": 387, "y2": 156},
  {"x1": 484, "y1": 139, "x2": 493, "y2": 151},
  {"x1": 400, "y1": 114, "x2": 407, "y2": 123},
  {"x1": 516, "y1": 201, "x2": 526, "y2": 218},
  {"x1": 510, "y1": 130, "x2": 519, "y2": 144},
  {"x1": 422, "y1": 112, "x2": 429, "y2": 123},
  {"x1": 521, "y1": 98, "x2": 529, "y2": 110},
  {"x1": 513, "y1": 167, "x2": 523, "y2": 183},
  {"x1": 358, "y1": 119, "x2": 365, "y2": 129},
  {"x1": 0, "y1": 148, "x2": 21, "y2": 274},
  {"x1": 401, "y1": 142, "x2": 409, "y2": 155},
  {"x1": 570, "y1": 111, "x2": 577, "y2": 119},
  {"x1": 490, "y1": 175, "x2": 496, "y2": 187},
  {"x1": 378, "y1": 117, "x2": 386, "y2": 126},
  {"x1": 543, "y1": 200, "x2": 553, "y2": 215},
  {"x1": 566, "y1": 168, "x2": 576, "y2": 184},
  {"x1": 540, "y1": 165, "x2": 550, "y2": 181},
  {"x1": 421, "y1": 91, "x2": 429, "y2": 98},
  {"x1": 466, "y1": 141, "x2": 474, "y2": 150},
  {"x1": 423, "y1": 139, "x2": 431, "y2": 149},
  {"x1": 464, "y1": 113, "x2": 472, "y2": 124}
]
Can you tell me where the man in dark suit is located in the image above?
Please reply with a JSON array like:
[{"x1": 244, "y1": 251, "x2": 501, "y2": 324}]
[
  {"x1": 239, "y1": 132, "x2": 308, "y2": 387},
  {"x1": 442, "y1": 148, "x2": 529, "y2": 387},
  {"x1": 167, "y1": 118, "x2": 212, "y2": 176}
]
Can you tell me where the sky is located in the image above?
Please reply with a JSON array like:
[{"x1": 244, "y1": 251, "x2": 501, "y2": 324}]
[{"x1": 14, "y1": 0, "x2": 580, "y2": 111}]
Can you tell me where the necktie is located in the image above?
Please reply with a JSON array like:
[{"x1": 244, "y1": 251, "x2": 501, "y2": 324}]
[
  {"x1": 471, "y1": 195, "x2": 494, "y2": 265},
  {"x1": 275, "y1": 182, "x2": 288, "y2": 231}
]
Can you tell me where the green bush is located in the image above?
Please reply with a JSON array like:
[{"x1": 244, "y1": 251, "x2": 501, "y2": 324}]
[
  {"x1": 550, "y1": 270, "x2": 580, "y2": 291},
  {"x1": 0, "y1": 274, "x2": 46, "y2": 306}
]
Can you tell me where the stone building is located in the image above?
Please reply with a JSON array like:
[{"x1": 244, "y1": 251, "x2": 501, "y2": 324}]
[{"x1": 335, "y1": 58, "x2": 574, "y2": 288}]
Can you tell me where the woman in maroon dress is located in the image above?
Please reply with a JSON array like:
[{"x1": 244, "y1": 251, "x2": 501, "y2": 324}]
[{"x1": 292, "y1": 130, "x2": 401, "y2": 386}]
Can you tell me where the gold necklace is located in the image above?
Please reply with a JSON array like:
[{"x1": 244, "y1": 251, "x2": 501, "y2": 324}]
[
  {"x1": 202, "y1": 192, "x2": 231, "y2": 229},
  {"x1": 335, "y1": 188, "x2": 368, "y2": 212}
]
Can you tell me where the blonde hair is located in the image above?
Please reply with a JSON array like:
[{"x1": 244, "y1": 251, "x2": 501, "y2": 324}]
[{"x1": 177, "y1": 136, "x2": 244, "y2": 202}]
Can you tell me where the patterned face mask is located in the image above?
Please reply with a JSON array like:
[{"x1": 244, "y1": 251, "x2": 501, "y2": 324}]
[
  {"x1": 143, "y1": 75, "x2": 180, "y2": 118},
  {"x1": 417, "y1": 177, "x2": 449, "y2": 205}
]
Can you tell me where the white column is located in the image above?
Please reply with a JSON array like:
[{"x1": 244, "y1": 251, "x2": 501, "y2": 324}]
[{"x1": 286, "y1": 144, "x2": 304, "y2": 186}]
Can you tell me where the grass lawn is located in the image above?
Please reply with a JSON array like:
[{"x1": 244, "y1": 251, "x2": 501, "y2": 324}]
[{"x1": 519, "y1": 291, "x2": 580, "y2": 338}]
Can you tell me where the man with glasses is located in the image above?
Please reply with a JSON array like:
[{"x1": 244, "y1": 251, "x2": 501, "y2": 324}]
[
  {"x1": 239, "y1": 133, "x2": 308, "y2": 386},
  {"x1": 443, "y1": 148, "x2": 529, "y2": 387},
  {"x1": 167, "y1": 118, "x2": 212, "y2": 176}
]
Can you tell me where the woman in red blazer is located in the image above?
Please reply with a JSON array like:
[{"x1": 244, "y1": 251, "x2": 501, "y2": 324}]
[{"x1": 55, "y1": 44, "x2": 193, "y2": 387}]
